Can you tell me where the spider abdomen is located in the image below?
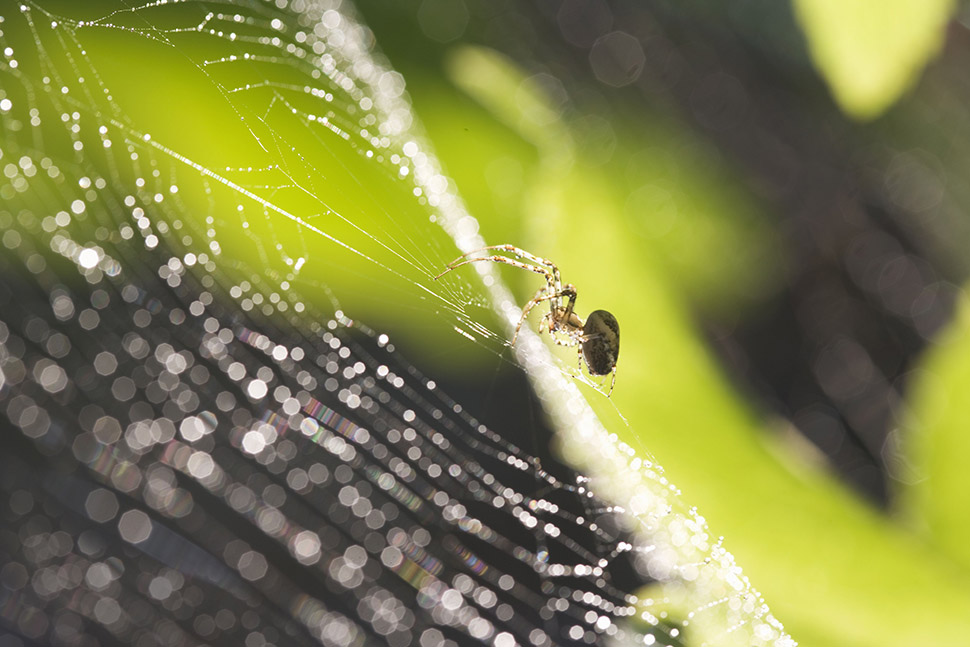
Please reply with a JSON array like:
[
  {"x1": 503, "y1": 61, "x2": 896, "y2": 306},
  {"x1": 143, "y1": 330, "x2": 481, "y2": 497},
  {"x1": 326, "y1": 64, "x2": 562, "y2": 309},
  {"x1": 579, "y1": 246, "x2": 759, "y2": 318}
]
[{"x1": 582, "y1": 310, "x2": 619, "y2": 376}]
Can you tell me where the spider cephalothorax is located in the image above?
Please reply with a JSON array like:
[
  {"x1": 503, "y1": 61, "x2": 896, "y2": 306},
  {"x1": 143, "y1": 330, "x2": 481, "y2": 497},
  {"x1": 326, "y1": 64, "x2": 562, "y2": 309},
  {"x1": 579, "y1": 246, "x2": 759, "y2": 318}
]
[{"x1": 435, "y1": 244, "x2": 619, "y2": 395}]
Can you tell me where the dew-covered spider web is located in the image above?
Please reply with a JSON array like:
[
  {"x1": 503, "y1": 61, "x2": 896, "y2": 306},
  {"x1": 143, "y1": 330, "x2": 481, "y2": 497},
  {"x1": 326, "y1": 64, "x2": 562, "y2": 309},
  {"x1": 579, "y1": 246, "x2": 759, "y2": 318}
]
[{"x1": 0, "y1": 1, "x2": 793, "y2": 646}]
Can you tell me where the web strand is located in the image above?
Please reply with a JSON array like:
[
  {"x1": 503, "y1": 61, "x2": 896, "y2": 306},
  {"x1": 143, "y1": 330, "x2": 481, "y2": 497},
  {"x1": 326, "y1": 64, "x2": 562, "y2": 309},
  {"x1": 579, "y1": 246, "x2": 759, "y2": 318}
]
[{"x1": 0, "y1": 2, "x2": 794, "y2": 646}]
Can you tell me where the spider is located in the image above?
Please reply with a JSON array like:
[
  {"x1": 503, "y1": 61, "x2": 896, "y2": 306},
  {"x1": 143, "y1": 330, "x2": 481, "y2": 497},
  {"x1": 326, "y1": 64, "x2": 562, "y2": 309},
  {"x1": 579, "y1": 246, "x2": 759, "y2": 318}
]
[{"x1": 434, "y1": 244, "x2": 620, "y2": 395}]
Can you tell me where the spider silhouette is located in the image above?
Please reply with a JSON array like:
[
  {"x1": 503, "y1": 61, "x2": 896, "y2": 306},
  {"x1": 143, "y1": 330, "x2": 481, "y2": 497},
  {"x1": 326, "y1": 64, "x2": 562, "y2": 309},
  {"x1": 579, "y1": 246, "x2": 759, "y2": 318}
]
[{"x1": 435, "y1": 244, "x2": 619, "y2": 395}]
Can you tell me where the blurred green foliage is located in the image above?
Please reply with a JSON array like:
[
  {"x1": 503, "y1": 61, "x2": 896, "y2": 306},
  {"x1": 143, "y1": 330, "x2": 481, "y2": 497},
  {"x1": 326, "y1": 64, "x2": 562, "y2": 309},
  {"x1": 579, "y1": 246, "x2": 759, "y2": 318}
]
[
  {"x1": 407, "y1": 44, "x2": 970, "y2": 647},
  {"x1": 793, "y1": 0, "x2": 953, "y2": 118},
  {"x1": 900, "y1": 292, "x2": 970, "y2": 566},
  {"x1": 352, "y1": 4, "x2": 970, "y2": 643},
  {"x1": 442, "y1": 46, "x2": 784, "y2": 320},
  {"x1": 8, "y1": 0, "x2": 970, "y2": 645}
]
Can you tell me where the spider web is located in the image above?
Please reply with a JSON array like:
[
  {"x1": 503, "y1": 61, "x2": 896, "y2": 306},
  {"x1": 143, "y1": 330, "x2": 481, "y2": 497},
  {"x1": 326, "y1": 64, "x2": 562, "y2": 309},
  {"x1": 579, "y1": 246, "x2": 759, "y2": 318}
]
[{"x1": 0, "y1": 1, "x2": 793, "y2": 646}]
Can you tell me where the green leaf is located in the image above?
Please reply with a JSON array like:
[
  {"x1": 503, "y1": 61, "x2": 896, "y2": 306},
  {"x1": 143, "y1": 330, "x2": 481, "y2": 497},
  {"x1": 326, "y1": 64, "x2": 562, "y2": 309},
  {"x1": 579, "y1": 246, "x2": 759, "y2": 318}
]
[
  {"x1": 441, "y1": 44, "x2": 970, "y2": 647},
  {"x1": 793, "y1": 0, "x2": 953, "y2": 119},
  {"x1": 899, "y1": 291, "x2": 970, "y2": 566}
]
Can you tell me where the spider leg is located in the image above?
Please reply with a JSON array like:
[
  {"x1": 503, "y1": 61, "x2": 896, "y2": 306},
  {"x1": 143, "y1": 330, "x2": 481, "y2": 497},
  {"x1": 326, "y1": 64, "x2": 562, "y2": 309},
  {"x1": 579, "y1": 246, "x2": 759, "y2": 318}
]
[
  {"x1": 438, "y1": 245, "x2": 563, "y2": 294},
  {"x1": 513, "y1": 287, "x2": 580, "y2": 344},
  {"x1": 559, "y1": 284, "x2": 578, "y2": 322},
  {"x1": 549, "y1": 333, "x2": 582, "y2": 347},
  {"x1": 434, "y1": 255, "x2": 568, "y2": 327},
  {"x1": 512, "y1": 288, "x2": 584, "y2": 345},
  {"x1": 433, "y1": 255, "x2": 554, "y2": 283},
  {"x1": 512, "y1": 287, "x2": 554, "y2": 345},
  {"x1": 455, "y1": 245, "x2": 559, "y2": 273},
  {"x1": 481, "y1": 245, "x2": 563, "y2": 295}
]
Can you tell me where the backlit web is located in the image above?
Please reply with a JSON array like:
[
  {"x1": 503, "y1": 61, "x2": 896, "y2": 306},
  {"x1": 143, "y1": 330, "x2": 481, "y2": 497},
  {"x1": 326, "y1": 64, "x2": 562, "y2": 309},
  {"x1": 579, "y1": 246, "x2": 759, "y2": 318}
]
[{"x1": 0, "y1": 1, "x2": 793, "y2": 646}]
